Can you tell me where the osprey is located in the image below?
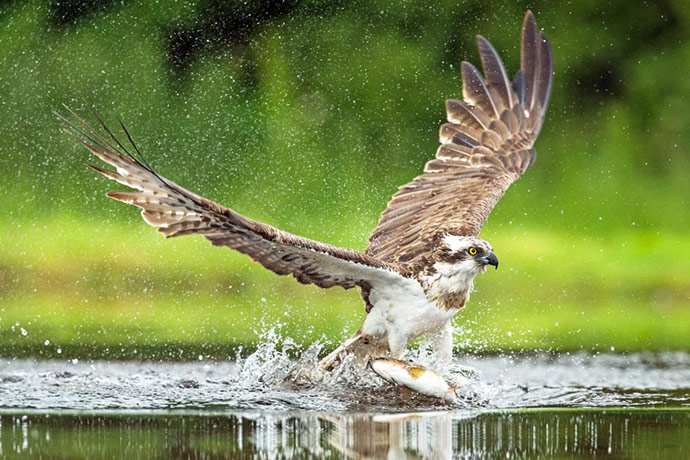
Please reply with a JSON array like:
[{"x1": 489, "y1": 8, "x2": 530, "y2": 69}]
[{"x1": 59, "y1": 11, "x2": 552, "y2": 382}]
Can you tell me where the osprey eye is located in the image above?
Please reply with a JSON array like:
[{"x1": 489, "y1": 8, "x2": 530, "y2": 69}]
[{"x1": 468, "y1": 247, "x2": 478, "y2": 256}]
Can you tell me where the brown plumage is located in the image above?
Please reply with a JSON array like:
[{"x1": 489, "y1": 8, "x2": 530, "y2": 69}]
[
  {"x1": 56, "y1": 107, "x2": 406, "y2": 293},
  {"x1": 57, "y1": 12, "x2": 553, "y2": 367},
  {"x1": 366, "y1": 11, "x2": 553, "y2": 275}
]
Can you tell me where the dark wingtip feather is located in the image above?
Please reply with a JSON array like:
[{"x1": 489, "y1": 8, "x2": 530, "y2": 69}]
[
  {"x1": 537, "y1": 30, "x2": 554, "y2": 118},
  {"x1": 523, "y1": 10, "x2": 536, "y2": 28},
  {"x1": 475, "y1": 34, "x2": 513, "y2": 108},
  {"x1": 521, "y1": 10, "x2": 539, "y2": 111},
  {"x1": 518, "y1": 9, "x2": 554, "y2": 135},
  {"x1": 461, "y1": 61, "x2": 498, "y2": 116},
  {"x1": 87, "y1": 163, "x2": 123, "y2": 182},
  {"x1": 113, "y1": 117, "x2": 167, "y2": 186},
  {"x1": 57, "y1": 105, "x2": 171, "y2": 188},
  {"x1": 87, "y1": 163, "x2": 110, "y2": 175},
  {"x1": 89, "y1": 109, "x2": 136, "y2": 161},
  {"x1": 512, "y1": 69, "x2": 525, "y2": 106},
  {"x1": 106, "y1": 190, "x2": 138, "y2": 204},
  {"x1": 522, "y1": 11, "x2": 538, "y2": 50},
  {"x1": 57, "y1": 105, "x2": 126, "y2": 157}
]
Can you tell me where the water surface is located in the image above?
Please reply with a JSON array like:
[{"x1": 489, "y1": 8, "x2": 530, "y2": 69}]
[
  {"x1": 3, "y1": 409, "x2": 689, "y2": 459},
  {"x1": 1, "y1": 352, "x2": 689, "y2": 458},
  {"x1": 2, "y1": 352, "x2": 688, "y2": 411}
]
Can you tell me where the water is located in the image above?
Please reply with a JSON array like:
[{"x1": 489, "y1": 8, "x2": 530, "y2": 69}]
[
  {"x1": 2, "y1": 409, "x2": 689, "y2": 459},
  {"x1": 1, "y1": 352, "x2": 689, "y2": 458},
  {"x1": 2, "y1": 352, "x2": 689, "y2": 411}
]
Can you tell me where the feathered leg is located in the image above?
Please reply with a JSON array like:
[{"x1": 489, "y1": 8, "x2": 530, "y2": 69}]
[
  {"x1": 430, "y1": 322, "x2": 453, "y2": 371},
  {"x1": 320, "y1": 334, "x2": 362, "y2": 370},
  {"x1": 387, "y1": 332, "x2": 408, "y2": 360},
  {"x1": 320, "y1": 333, "x2": 388, "y2": 370}
]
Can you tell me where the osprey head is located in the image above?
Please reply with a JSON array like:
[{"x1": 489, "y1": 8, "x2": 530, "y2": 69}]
[
  {"x1": 423, "y1": 234, "x2": 499, "y2": 308},
  {"x1": 437, "y1": 234, "x2": 499, "y2": 273}
]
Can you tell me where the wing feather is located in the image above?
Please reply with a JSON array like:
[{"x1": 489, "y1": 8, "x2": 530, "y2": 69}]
[
  {"x1": 58, "y1": 108, "x2": 407, "y2": 291},
  {"x1": 366, "y1": 11, "x2": 553, "y2": 273},
  {"x1": 445, "y1": 99, "x2": 489, "y2": 130},
  {"x1": 461, "y1": 62, "x2": 498, "y2": 118},
  {"x1": 476, "y1": 35, "x2": 515, "y2": 109},
  {"x1": 521, "y1": 11, "x2": 540, "y2": 114}
]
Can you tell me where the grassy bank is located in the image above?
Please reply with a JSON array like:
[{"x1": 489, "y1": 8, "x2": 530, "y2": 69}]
[{"x1": 1, "y1": 216, "x2": 688, "y2": 360}]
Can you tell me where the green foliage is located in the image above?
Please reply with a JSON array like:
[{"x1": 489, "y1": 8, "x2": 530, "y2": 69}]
[{"x1": 0, "y1": 1, "x2": 689, "y2": 357}]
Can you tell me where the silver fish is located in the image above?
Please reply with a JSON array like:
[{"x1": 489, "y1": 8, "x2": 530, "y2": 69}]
[{"x1": 369, "y1": 358, "x2": 457, "y2": 403}]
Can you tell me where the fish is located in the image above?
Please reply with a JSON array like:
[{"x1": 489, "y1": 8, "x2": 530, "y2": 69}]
[{"x1": 369, "y1": 358, "x2": 458, "y2": 403}]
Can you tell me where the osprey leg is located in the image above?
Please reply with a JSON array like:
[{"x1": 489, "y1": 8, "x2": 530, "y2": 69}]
[
  {"x1": 430, "y1": 323, "x2": 453, "y2": 371},
  {"x1": 319, "y1": 334, "x2": 362, "y2": 370},
  {"x1": 320, "y1": 334, "x2": 388, "y2": 371}
]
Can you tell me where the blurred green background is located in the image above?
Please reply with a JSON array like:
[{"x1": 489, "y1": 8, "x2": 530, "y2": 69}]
[{"x1": 0, "y1": 0, "x2": 688, "y2": 360}]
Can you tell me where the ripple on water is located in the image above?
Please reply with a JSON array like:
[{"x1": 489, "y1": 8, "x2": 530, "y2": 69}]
[{"x1": 0, "y1": 348, "x2": 689, "y2": 412}]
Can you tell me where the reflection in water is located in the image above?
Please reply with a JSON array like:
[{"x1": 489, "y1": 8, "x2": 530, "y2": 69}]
[
  {"x1": 327, "y1": 413, "x2": 451, "y2": 459},
  {"x1": 1, "y1": 409, "x2": 688, "y2": 459}
]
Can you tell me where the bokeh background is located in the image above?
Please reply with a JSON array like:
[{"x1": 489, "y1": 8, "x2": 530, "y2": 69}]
[{"x1": 1, "y1": 0, "x2": 688, "y2": 359}]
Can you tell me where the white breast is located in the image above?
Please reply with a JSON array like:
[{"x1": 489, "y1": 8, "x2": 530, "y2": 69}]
[{"x1": 361, "y1": 276, "x2": 458, "y2": 343}]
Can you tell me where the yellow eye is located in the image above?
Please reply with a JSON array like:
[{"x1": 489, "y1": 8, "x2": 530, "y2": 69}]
[{"x1": 468, "y1": 247, "x2": 478, "y2": 256}]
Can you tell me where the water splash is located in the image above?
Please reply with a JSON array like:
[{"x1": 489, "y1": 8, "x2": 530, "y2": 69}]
[
  {"x1": 1, "y1": 348, "x2": 689, "y2": 412},
  {"x1": 227, "y1": 328, "x2": 490, "y2": 409}
]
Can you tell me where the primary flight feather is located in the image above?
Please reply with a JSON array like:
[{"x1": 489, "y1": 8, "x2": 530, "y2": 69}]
[{"x1": 59, "y1": 11, "x2": 553, "y2": 376}]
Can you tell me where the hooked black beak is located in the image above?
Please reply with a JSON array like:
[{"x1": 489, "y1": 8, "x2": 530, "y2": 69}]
[{"x1": 482, "y1": 252, "x2": 499, "y2": 270}]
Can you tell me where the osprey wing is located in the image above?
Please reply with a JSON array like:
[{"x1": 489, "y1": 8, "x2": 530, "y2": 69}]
[
  {"x1": 366, "y1": 11, "x2": 553, "y2": 272},
  {"x1": 58, "y1": 109, "x2": 405, "y2": 292}
]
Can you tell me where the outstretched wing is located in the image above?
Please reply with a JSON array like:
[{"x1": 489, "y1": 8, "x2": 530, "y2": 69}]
[
  {"x1": 366, "y1": 11, "x2": 553, "y2": 271},
  {"x1": 57, "y1": 108, "x2": 406, "y2": 292}
]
